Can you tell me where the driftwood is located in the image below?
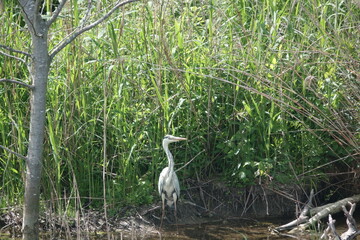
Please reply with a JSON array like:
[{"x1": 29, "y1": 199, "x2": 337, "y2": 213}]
[
  {"x1": 273, "y1": 189, "x2": 315, "y2": 232},
  {"x1": 320, "y1": 202, "x2": 360, "y2": 240},
  {"x1": 273, "y1": 190, "x2": 360, "y2": 240}
]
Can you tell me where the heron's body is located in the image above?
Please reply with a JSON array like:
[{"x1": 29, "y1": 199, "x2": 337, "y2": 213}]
[
  {"x1": 158, "y1": 135, "x2": 186, "y2": 229},
  {"x1": 158, "y1": 166, "x2": 180, "y2": 207}
]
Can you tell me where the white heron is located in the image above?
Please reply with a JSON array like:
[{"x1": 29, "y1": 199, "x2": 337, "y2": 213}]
[{"x1": 158, "y1": 135, "x2": 187, "y2": 228}]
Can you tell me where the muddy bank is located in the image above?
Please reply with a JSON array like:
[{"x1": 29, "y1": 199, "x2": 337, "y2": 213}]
[{"x1": 0, "y1": 181, "x2": 305, "y2": 238}]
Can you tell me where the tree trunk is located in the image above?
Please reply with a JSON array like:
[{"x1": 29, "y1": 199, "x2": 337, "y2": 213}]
[
  {"x1": 20, "y1": 1, "x2": 50, "y2": 239},
  {"x1": 16, "y1": 0, "x2": 138, "y2": 238},
  {"x1": 22, "y1": 44, "x2": 49, "y2": 239}
]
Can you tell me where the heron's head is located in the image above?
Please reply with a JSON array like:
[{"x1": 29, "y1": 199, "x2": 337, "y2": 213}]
[{"x1": 163, "y1": 135, "x2": 187, "y2": 145}]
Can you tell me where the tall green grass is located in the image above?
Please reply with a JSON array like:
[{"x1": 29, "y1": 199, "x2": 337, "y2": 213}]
[{"x1": 0, "y1": 0, "x2": 359, "y2": 216}]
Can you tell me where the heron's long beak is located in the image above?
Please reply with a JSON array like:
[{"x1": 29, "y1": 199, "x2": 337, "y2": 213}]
[{"x1": 172, "y1": 136, "x2": 187, "y2": 141}]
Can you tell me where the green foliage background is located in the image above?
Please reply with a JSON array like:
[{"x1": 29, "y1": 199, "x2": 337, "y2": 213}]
[{"x1": 0, "y1": 0, "x2": 359, "y2": 213}]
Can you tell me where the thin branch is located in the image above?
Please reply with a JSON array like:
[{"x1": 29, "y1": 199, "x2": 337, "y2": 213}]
[
  {"x1": 49, "y1": 0, "x2": 139, "y2": 59},
  {"x1": 0, "y1": 44, "x2": 31, "y2": 57},
  {"x1": 0, "y1": 145, "x2": 27, "y2": 160},
  {"x1": 0, "y1": 78, "x2": 34, "y2": 89},
  {"x1": 176, "y1": 149, "x2": 205, "y2": 172},
  {"x1": 0, "y1": 50, "x2": 27, "y2": 64},
  {"x1": 79, "y1": 0, "x2": 94, "y2": 28},
  {"x1": 47, "y1": 0, "x2": 68, "y2": 27}
]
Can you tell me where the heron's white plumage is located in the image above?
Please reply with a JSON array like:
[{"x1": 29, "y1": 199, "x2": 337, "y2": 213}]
[
  {"x1": 158, "y1": 166, "x2": 180, "y2": 206},
  {"x1": 158, "y1": 135, "x2": 186, "y2": 227}
]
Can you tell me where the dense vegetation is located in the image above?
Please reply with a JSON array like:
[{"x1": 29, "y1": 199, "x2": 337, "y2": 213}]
[{"x1": 0, "y1": 0, "x2": 359, "y2": 216}]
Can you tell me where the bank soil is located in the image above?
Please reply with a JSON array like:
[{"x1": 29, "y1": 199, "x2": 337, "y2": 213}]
[{"x1": 3, "y1": 180, "x2": 358, "y2": 239}]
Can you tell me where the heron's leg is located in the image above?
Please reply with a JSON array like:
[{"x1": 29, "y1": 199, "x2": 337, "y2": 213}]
[
  {"x1": 173, "y1": 192, "x2": 178, "y2": 233},
  {"x1": 160, "y1": 193, "x2": 165, "y2": 229}
]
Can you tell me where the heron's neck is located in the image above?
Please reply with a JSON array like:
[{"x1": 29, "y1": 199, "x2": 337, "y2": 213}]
[{"x1": 163, "y1": 142, "x2": 174, "y2": 172}]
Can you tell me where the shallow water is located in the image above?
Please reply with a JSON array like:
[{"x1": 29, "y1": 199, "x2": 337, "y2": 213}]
[
  {"x1": 0, "y1": 218, "x2": 348, "y2": 239},
  {"x1": 154, "y1": 218, "x2": 315, "y2": 240}
]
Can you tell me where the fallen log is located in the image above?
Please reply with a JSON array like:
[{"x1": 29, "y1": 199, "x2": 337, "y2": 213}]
[
  {"x1": 273, "y1": 190, "x2": 360, "y2": 240},
  {"x1": 273, "y1": 189, "x2": 314, "y2": 232},
  {"x1": 290, "y1": 194, "x2": 360, "y2": 233},
  {"x1": 320, "y1": 202, "x2": 360, "y2": 240}
]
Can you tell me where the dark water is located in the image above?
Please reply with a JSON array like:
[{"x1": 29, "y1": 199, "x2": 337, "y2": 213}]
[
  {"x1": 0, "y1": 218, "x2": 348, "y2": 239},
  {"x1": 154, "y1": 218, "x2": 315, "y2": 240}
]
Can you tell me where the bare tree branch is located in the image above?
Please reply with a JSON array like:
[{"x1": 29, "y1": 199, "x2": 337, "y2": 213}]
[
  {"x1": 47, "y1": 0, "x2": 68, "y2": 27},
  {"x1": 0, "y1": 78, "x2": 34, "y2": 89},
  {"x1": 0, "y1": 44, "x2": 31, "y2": 57},
  {"x1": 49, "y1": 0, "x2": 139, "y2": 59},
  {"x1": 18, "y1": 0, "x2": 42, "y2": 37},
  {"x1": 0, "y1": 50, "x2": 26, "y2": 63},
  {"x1": 0, "y1": 145, "x2": 27, "y2": 160},
  {"x1": 80, "y1": 0, "x2": 95, "y2": 28}
]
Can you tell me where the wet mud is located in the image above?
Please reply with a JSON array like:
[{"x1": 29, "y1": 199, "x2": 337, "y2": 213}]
[{"x1": 0, "y1": 182, "x2": 324, "y2": 239}]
